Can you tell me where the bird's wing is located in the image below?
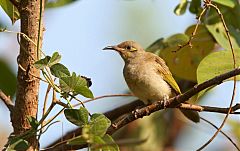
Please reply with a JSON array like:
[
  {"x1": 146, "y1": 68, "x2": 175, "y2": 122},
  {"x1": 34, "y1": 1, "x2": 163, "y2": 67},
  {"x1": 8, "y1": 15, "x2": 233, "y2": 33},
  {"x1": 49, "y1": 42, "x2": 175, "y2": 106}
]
[{"x1": 155, "y1": 56, "x2": 181, "y2": 94}]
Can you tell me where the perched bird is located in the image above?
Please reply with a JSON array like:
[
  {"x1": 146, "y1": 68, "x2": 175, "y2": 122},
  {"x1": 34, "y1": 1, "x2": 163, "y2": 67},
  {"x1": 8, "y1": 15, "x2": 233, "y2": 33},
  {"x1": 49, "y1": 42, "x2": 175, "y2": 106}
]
[{"x1": 103, "y1": 41, "x2": 200, "y2": 122}]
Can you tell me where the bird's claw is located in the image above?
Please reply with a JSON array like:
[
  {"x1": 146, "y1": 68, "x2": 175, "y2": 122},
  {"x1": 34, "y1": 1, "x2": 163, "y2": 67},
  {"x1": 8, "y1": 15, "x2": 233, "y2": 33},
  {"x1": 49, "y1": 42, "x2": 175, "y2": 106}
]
[
  {"x1": 132, "y1": 109, "x2": 140, "y2": 118},
  {"x1": 145, "y1": 106, "x2": 150, "y2": 115},
  {"x1": 132, "y1": 105, "x2": 151, "y2": 118},
  {"x1": 161, "y1": 95, "x2": 170, "y2": 108},
  {"x1": 160, "y1": 100, "x2": 170, "y2": 108}
]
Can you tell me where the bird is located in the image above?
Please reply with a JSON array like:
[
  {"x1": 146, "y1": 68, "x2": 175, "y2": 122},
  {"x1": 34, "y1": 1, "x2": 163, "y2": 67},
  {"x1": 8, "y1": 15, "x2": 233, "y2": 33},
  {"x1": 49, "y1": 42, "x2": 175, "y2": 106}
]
[{"x1": 103, "y1": 40, "x2": 200, "y2": 123}]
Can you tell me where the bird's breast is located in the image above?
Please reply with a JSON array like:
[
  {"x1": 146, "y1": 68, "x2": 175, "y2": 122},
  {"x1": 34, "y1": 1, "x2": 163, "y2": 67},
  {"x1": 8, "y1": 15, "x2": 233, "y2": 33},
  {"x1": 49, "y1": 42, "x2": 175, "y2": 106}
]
[{"x1": 123, "y1": 62, "x2": 173, "y2": 104}]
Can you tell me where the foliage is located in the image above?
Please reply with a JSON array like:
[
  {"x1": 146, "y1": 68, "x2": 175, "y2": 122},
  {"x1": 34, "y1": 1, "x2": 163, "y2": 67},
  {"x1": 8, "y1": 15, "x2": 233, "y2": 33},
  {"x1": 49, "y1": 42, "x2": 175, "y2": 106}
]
[
  {"x1": 147, "y1": 0, "x2": 240, "y2": 97},
  {"x1": 0, "y1": 0, "x2": 77, "y2": 24},
  {"x1": 34, "y1": 52, "x2": 93, "y2": 98},
  {"x1": 65, "y1": 107, "x2": 119, "y2": 151},
  {"x1": 0, "y1": 59, "x2": 16, "y2": 96},
  {"x1": 147, "y1": 25, "x2": 214, "y2": 81},
  {"x1": 0, "y1": 0, "x2": 19, "y2": 24},
  {"x1": 1, "y1": 0, "x2": 240, "y2": 150}
]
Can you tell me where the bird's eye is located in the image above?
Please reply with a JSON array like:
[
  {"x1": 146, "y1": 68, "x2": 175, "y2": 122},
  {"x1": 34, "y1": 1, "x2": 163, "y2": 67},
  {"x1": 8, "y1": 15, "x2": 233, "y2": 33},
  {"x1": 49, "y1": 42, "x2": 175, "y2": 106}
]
[{"x1": 126, "y1": 46, "x2": 131, "y2": 50}]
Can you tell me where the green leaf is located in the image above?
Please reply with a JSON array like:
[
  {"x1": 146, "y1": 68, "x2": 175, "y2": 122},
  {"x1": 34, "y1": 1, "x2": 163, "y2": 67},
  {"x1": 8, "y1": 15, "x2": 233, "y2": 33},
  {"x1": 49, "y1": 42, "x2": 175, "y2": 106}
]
[
  {"x1": 90, "y1": 136, "x2": 105, "y2": 151},
  {"x1": 229, "y1": 119, "x2": 240, "y2": 143},
  {"x1": 205, "y1": 3, "x2": 240, "y2": 49},
  {"x1": 50, "y1": 63, "x2": 70, "y2": 78},
  {"x1": 64, "y1": 107, "x2": 89, "y2": 127},
  {"x1": 59, "y1": 72, "x2": 93, "y2": 98},
  {"x1": 67, "y1": 135, "x2": 87, "y2": 145},
  {"x1": 189, "y1": 0, "x2": 201, "y2": 14},
  {"x1": 34, "y1": 56, "x2": 51, "y2": 69},
  {"x1": 206, "y1": 22, "x2": 240, "y2": 50},
  {"x1": 146, "y1": 38, "x2": 165, "y2": 53},
  {"x1": 174, "y1": 0, "x2": 188, "y2": 15},
  {"x1": 48, "y1": 52, "x2": 61, "y2": 67},
  {"x1": 91, "y1": 135, "x2": 119, "y2": 151},
  {"x1": 101, "y1": 134, "x2": 119, "y2": 151},
  {"x1": 164, "y1": 33, "x2": 189, "y2": 47},
  {"x1": 0, "y1": 59, "x2": 16, "y2": 96},
  {"x1": 27, "y1": 116, "x2": 39, "y2": 130},
  {"x1": 89, "y1": 114, "x2": 111, "y2": 137},
  {"x1": 75, "y1": 85, "x2": 94, "y2": 98},
  {"x1": 82, "y1": 124, "x2": 91, "y2": 140},
  {"x1": 60, "y1": 72, "x2": 80, "y2": 92},
  {"x1": 0, "y1": 0, "x2": 20, "y2": 24},
  {"x1": 46, "y1": 0, "x2": 78, "y2": 8},
  {"x1": 34, "y1": 52, "x2": 62, "y2": 70},
  {"x1": 212, "y1": 0, "x2": 236, "y2": 8},
  {"x1": 197, "y1": 50, "x2": 240, "y2": 97},
  {"x1": 7, "y1": 138, "x2": 29, "y2": 150},
  {"x1": 159, "y1": 25, "x2": 215, "y2": 82}
]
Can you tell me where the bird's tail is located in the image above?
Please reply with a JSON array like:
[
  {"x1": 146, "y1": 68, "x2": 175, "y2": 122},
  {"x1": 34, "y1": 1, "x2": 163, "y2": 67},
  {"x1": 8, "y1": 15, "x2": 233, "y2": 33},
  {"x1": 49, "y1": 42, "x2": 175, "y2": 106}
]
[{"x1": 179, "y1": 109, "x2": 200, "y2": 123}]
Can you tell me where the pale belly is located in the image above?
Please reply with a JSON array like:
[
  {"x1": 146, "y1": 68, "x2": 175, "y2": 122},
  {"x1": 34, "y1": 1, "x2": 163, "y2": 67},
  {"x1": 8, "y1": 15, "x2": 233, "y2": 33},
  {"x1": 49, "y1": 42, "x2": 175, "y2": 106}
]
[{"x1": 123, "y1": 63, "x2": 173, "y2": 104}]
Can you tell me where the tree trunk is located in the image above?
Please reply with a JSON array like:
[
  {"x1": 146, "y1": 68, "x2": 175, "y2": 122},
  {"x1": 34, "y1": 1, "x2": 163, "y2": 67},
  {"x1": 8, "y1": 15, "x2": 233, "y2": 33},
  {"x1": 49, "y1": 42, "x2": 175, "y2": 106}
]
[{"x1": 11, "y1": 0, "x2": 44, "y2": 150}]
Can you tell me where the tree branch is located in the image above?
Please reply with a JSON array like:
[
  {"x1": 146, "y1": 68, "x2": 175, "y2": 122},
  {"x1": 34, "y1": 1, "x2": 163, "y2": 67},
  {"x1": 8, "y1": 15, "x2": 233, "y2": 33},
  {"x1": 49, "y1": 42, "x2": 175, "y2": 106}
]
[
  {"x1": 108, "y1": 67, "x2": 240, "y2": 134},
  {"x1": 44, "y1": 67, "x2": 240, "y2": 150},
  {"x1": 8, "y1": 0, "x2": 45, "y2": 150},
  {"x1": 178, "y1": 103, "x2": 240, "y2": 114},
  {"x1": 0, "y1": 89, "x2": 14, "y2": 112}
]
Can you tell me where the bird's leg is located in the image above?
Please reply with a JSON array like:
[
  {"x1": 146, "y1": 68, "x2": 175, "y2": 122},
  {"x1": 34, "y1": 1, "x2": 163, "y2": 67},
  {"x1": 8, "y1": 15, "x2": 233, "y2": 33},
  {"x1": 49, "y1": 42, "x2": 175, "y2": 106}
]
[
  {"x1": 161, "y1": 95, "x2": 170, "y2": 108},
  {"x1": 132, "y1": 100, "x2": 152, "y2": 118},
  {"x1": 145, "y1": 100, "x2": 151, "y2": 115},
  {"x1": 132, "y1": 105, "x2": 144, "y2": 118}
]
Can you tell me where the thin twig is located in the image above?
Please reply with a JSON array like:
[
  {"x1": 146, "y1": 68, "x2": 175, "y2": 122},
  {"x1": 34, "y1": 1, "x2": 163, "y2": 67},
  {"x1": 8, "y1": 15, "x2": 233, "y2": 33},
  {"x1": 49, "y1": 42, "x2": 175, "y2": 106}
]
[
  {"x1": 72, "y1": 93, "x2": 133, "y2": 107},
  {"x1": 67, "y1": 93, "x2": 86, "y2": 108},
  {"x1": 0, "y1": 89, "x2": 14, "y2": 111},
  {"x1": 17, "y1": 33, "x2": 36, "y2": 61},
  {"x1": 37, "y1": 85, "x2": 52, "y2": 142},
  {"x1": 107, "y1": 67, "x2": 240, "y2": 134},
  {"x1": 200, "y1": 117, "x2": 240, "y2": 151},
  {"x1": 44, "y1": 102, "x2": 240, "y2": 151},
  {"x1": 55, "y1": 100, "x2": 69, "y2": 108},
  {"x1": 38, "y1": 90, "x2": 57, "y2": 127},
  {"x1": 2, "y1": 29, "x2": 46, "y2": 56},
  {"x1": 173, "y1": 4, "x2": 208, "y2": 52},
  {"x1": 196, "y1": 2, "x2": 237, "y2": 150},
  {"x1": 40, "y1": 138, "x2": 69, "y2": 151},
  {"x1": 18, "y1": 63, "x2": 48, "y2": 83},
  {"x1": 92, "y1": 138, "x2": 147, "y2": 149},
  {"x1": 44, "y1": 66, "x2": 240, "y2": 150},
  {"x1": 178, "y1": 103, "x2": 240, "y2": 114},
  {"x1": 83, "y1": 93, "x2": 133, "y2": 103},
  {"x1": 9, "y1": 0, "x2": 19, "y2": 8},
  {"x1": 43, "y1": 85, "x2": 52, "y2": 115},
  {"x1": 37, "y1": 0, "x2": 44, "y2": 60}
]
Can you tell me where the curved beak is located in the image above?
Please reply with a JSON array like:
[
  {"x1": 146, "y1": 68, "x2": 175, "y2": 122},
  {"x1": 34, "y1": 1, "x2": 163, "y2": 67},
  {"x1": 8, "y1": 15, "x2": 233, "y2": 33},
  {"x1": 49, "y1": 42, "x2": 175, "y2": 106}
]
[
  {"x1": 103, "y1": 45, "x2": 126, "y2": 58},
  {"x1": 103, "y1": 45, "x2": 124, "y2": 53},
  {"x1": 102, "y1": 45, "x2": 117, "y2": 51}
]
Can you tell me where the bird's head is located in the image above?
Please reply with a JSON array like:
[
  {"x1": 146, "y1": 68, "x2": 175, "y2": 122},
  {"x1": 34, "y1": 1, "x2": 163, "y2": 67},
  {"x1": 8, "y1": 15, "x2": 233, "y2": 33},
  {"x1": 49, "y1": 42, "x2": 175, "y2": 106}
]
[{"x1": 103, "y1": 41, "x2": 144, "y2": 61}]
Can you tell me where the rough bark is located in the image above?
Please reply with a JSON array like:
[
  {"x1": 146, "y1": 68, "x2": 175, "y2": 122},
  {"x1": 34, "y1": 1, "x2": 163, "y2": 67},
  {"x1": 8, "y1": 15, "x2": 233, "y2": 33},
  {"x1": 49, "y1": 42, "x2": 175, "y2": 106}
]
[{"x1": 10, "y1": 0, "x2": 44, "y2": 150}]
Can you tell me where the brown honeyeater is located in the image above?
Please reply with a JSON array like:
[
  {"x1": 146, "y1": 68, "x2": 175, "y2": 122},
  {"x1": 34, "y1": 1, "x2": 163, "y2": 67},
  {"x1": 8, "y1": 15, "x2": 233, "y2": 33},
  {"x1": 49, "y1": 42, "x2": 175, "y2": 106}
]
[{"x1": 103, "y1": 41, "x2": 200, "y2": 122}]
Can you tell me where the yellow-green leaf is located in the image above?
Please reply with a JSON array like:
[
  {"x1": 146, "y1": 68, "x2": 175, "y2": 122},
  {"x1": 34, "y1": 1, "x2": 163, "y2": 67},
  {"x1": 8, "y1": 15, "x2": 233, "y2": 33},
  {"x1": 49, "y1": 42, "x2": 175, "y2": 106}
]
[
  {"x1": 0, "y1": 0, "x2": 20, "y2": 24},
  {"x1": 64, "y1": 107, "x2": 89, "y2": 127},
  {"x1": 197, "y1": 50, "x2": 240, "y2": 97},
  {"x1": 159, "y1": 25, "x2": 215, "y2": 82},
  {"x1": 206, "y1": 22, "x2": 240, "y2": 50},
  {"x1": 174, "y1": 0, "x2": 188, "y2": 16}
]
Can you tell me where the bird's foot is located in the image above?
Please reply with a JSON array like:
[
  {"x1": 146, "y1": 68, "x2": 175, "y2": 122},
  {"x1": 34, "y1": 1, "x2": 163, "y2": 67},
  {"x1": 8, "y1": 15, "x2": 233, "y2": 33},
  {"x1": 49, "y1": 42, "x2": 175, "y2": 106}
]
[
  {"x1": 145, "y1": 106, "x2": 150, "y2": 115},
  {"x1": 132, "y1": 105, "x2": 150, "y2": 118},
  {"x1": 132, "y1": 108, "x2": 140, "y2": 119},
  {"x1": 160, "y1": 95, "x2": 170, "y2": 108}
]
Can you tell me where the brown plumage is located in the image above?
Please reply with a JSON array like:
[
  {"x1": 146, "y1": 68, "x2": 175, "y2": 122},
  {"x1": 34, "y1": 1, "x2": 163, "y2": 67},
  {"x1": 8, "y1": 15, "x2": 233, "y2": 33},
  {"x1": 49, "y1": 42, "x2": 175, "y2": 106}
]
[{"x1": 103, "y1": 41, "x2": 200, "y2": 122}]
